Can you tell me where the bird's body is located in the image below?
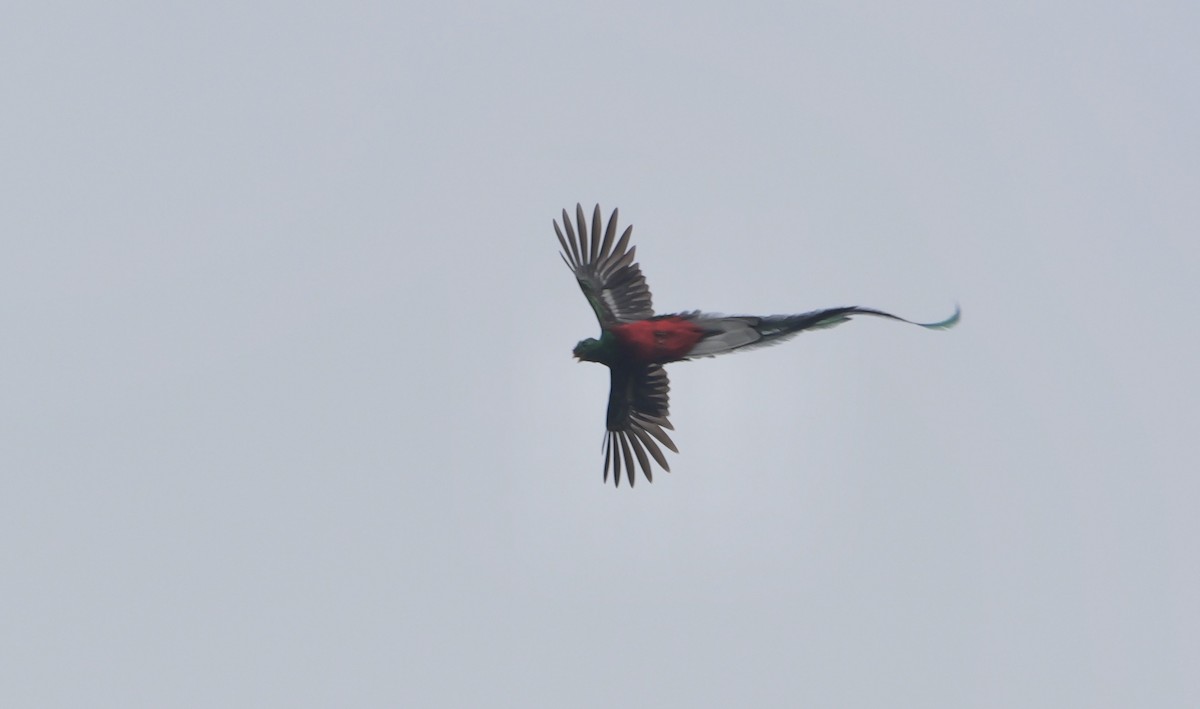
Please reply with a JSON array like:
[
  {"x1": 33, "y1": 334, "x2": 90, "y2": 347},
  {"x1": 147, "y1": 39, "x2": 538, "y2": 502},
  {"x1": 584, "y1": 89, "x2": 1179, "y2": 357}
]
[
  {"x1": 557, "y1": 204, "x2": 959, "y2": 487},
  {"x1": 597, "y1": 317, "x2": 706, "y2": 364}
]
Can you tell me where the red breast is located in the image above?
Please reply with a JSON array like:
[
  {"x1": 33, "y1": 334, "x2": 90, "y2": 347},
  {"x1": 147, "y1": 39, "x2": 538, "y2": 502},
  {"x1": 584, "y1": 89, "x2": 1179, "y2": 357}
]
[{"x1": 612, "y1": 317, "x2": 705, "y2": 364}]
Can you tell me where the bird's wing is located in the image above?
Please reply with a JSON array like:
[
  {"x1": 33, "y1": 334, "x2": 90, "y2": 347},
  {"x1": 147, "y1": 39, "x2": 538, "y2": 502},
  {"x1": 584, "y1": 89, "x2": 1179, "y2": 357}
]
[
  {"x1": 555, "y1": 203, "x2": 654, "y2": 327},
  {"x1": 603, "y1": 364, "x2": 678, "y2": 487}
]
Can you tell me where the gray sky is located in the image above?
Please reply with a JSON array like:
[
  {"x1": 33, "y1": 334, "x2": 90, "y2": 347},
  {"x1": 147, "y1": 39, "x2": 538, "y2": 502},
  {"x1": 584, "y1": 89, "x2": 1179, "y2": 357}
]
[{"x1": 3, "y1": 2, "x2": 1197, "y2": 707}]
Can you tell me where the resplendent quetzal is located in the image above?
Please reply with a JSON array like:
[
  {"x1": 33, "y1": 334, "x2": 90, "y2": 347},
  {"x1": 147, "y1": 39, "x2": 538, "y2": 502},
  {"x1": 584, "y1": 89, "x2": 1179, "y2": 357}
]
[{"x1": 557, "y1": 204, "x2": 959, "y2": 487}]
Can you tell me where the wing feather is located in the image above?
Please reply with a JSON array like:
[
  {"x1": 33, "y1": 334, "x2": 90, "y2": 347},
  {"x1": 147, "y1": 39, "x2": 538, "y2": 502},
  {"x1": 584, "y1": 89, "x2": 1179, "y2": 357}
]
[
  {"x1": 589, "y1": 204, "x2": 602, "y2": 264},
  {"x1": 559, "y1": 209, "x2": 581, "y2": 266},
  {"x1": 631, "y1": 426, "x2": 670, "y2": 471},
  {"x1": 629, "y1": 432, "x2": 653, "y2": 484},
  {"x1": 603, "y1": 364, "x2": 676, "y2": 486},
  {"x1": 556, "y1": 204, "x2": 654, "y2": 326},
  {"x1": 603, "y1": 435, "x2": 614, "y2": 486},
  {"x1": 618, "y1": 434, "x2": 637, "y2": 488}
]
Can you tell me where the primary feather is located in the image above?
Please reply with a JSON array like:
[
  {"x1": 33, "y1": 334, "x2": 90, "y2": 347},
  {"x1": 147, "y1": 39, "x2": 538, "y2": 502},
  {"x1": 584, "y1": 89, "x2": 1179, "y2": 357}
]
[{"x1": 555, "y1": 204, "x2": 653, "y2": 326}]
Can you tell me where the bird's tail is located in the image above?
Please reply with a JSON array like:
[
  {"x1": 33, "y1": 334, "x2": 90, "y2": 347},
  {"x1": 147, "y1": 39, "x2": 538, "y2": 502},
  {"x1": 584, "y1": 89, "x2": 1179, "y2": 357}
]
[{"x1": 683, "y1": 304, "x2": 960, "y2": 358}]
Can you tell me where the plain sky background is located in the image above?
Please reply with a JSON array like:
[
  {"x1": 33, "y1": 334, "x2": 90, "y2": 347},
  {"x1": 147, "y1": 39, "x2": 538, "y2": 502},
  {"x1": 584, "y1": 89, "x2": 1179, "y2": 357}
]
[{"x1": 3, "y1": 2, "x2": 1197, "y2": 707}]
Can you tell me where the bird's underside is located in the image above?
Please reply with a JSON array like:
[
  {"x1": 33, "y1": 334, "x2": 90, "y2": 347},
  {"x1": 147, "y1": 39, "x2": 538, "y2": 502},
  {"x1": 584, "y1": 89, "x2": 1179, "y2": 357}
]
[{"x1": 556, "y1": 203, "x2": 960, "y2": 487}]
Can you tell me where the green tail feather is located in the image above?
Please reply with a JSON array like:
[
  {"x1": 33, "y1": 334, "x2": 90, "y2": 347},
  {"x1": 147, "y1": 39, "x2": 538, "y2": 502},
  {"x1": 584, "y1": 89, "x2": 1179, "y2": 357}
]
[
  {"x1": 684, "y1": 303, "x2": 961, "y2": 358},
  {"x1": 915, "y1": 303, "x2": 961, "y2": 330}
]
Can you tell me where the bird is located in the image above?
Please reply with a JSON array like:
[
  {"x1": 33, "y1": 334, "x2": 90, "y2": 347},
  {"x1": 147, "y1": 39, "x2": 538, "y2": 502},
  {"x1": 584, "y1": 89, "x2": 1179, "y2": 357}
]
[{"x1": 556, "y1": 203, "x2": 960, "y2": 487}]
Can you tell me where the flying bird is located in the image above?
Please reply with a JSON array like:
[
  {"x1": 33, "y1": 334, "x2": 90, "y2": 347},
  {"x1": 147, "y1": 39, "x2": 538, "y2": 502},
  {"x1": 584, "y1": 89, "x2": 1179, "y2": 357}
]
[{"x1": 557, "y1": 204, "x2": 959, "y2": 487}]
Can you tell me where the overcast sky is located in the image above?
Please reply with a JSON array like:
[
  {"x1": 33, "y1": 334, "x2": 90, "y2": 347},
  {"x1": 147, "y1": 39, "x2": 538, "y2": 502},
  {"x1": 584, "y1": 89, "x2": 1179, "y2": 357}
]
[{"x1": 3, "y1": 2, "x2": 1197, "y2": 707}]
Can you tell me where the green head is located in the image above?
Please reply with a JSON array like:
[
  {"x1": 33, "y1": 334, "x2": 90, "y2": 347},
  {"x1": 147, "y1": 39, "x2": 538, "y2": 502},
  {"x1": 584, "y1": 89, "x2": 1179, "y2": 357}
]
[{"x1": 573, "y1": 337, "x2": 606, "y2": 363}]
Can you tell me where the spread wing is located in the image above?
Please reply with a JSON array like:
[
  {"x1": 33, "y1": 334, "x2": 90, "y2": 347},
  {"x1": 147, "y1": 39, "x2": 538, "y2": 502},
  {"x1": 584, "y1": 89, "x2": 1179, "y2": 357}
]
[
  {"x1": 603, "y1": 364, "x2": 678, "y2": 487},
  {"x1": 555, "y1": 203, "x2": 654, "y2": 327}
]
